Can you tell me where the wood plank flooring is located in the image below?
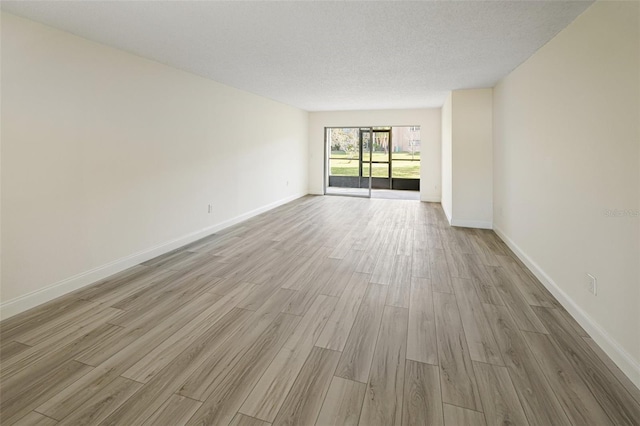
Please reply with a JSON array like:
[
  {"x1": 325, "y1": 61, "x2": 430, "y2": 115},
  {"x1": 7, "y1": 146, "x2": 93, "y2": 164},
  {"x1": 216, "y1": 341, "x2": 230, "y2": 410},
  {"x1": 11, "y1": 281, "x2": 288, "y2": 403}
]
[{"x1": 1, "y1": 195, "x2": 639, "y2": 425}]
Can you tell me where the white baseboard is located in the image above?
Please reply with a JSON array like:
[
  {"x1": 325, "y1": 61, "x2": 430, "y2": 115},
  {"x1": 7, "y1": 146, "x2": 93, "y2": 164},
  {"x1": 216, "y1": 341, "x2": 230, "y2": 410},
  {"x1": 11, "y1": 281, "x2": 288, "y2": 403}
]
[
  {"x1": 420, "y1": 196, "x2": 441, "y2": 203},
  {"x1": 493, "y1": 225, "x2": 640, "y2": 389},
  {"x1": 451, "y1": 218, "x2": 493, "y2": 229},
  {"x1": 0, "y1": 192, "x2": 307, "y2": 320},
  {"x1": 443, "y1": 206, "x2": 452, "y2": 224}
]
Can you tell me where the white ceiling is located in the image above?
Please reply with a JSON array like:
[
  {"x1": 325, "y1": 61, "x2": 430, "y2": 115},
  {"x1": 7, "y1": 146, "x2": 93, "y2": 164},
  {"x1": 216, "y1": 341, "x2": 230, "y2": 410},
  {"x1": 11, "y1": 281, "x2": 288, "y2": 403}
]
[{"x1": 2, "y1": 1, "x2": 593, "y2": 111}]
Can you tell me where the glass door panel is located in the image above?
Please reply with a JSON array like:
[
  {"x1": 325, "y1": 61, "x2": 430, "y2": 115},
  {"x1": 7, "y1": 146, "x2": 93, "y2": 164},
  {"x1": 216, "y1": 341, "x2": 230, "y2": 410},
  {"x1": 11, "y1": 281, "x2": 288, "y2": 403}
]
[
  {"x1": 371, "y1": 130, "x2": 391, "y2": 189},
  {"x1": 391, "y1": 126, "x2": 421, "y2": 182},
  {"x1": 360, "y1": 128, "x2": 372, "y2": 197},
  {"x1": 325, "y1": 127, "x2": 371, "y2": 197}
]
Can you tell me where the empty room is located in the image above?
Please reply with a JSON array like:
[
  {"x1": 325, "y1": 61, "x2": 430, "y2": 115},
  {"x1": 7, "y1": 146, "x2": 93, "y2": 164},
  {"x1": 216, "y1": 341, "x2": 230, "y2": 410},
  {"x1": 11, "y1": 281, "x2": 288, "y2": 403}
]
[{"x1": 1, "y1": 1, "x2": 639, "y2": 425}]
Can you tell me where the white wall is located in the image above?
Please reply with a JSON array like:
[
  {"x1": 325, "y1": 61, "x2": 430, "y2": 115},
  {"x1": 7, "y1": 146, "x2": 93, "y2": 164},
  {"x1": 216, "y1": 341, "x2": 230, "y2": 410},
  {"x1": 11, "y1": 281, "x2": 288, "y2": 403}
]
[
  {"x1": 451, "y1": 89, "x2": 493, "y2": 228},
  {"x1": 494, "y1": 2, "x2": 639, "y2": 386},
  {"x1": 308, "y1": 109, "x2": 441, "y2": 202},
  {"x1": 0, "y1": 13, "x2": 309, "y2": 317},
  {"x1": 440, "y1": 89, "x2": 493, "y2": 228},
  {"x1": 0, "y1": 9, "x2": 3, "y2": 302},
  {"x1": 441, "y1": 95, "x2": 453, "y2": 220}
]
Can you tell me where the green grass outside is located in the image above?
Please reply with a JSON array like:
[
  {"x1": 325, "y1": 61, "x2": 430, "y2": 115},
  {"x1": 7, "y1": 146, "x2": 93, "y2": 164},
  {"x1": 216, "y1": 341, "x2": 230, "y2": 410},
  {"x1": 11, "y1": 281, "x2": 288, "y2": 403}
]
[
  {"x1": 331, "y1": 151, "x2": 420, "y2": 161},
  {"x1": 330, "y1": 157, "x2": 420, "y2": 179}
]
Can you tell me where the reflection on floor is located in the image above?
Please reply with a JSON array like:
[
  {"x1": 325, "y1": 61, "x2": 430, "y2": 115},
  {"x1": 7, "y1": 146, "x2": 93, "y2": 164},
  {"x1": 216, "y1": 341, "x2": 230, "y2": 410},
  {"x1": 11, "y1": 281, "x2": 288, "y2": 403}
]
[
  {"x1": 326, "y1": 187, "x2": 420, "y2": 200},
  {"x1": 325, "y1": 187, "x2": 369, "y2": 197},
  {"x1": 370, "y1": 189, "x2": 420, "y2": 200}
]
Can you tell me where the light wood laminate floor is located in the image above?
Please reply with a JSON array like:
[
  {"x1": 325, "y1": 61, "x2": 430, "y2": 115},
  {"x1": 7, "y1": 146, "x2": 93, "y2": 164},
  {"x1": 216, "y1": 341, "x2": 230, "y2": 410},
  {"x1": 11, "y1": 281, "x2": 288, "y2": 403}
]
[{"x1": 1, "y1": 195, "x2": 639, "y2": 425}]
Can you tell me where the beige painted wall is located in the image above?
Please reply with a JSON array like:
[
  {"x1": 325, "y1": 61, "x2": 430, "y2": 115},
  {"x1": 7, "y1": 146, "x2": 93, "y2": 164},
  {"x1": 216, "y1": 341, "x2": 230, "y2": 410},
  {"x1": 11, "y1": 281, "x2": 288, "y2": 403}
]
[
  {"x1": 441, "y1": 89, "x2": 493, "y2": 228},
  {"x1": 494, "y1": 1, "x2": 639, "y2": 384},
  {"x1": 441, "y1": 95, "x2": 453, "y2": 220},
  {"x1": 308, "y1": 109, "x2": 441, "y2": 202},
  {"x1": 1, "y1": 13, "x2": 309, "y2": 315},
  {"x1": 0, "y1": 9, "x2": 3, "y2": 302},
  {"x1": 451, "y1": 89, "x2": 493, "y2": 228}
]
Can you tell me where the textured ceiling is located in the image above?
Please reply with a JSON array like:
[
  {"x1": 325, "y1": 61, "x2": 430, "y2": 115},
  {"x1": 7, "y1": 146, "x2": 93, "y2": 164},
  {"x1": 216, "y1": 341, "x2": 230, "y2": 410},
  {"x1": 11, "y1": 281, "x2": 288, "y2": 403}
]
[{"x1": 1, "y1": 1, "x2": 593, "y2": 111}]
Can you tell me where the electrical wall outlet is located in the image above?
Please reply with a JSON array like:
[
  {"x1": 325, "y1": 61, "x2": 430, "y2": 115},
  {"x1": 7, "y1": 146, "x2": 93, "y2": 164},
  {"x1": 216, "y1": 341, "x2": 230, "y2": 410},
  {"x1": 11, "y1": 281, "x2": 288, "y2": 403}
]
[
  {"x1": 207, "y1": 204, "x2": 213, "y2": 214},
  {"x1": 586, "y1": 273, "x2": 597, "y2": 295}
]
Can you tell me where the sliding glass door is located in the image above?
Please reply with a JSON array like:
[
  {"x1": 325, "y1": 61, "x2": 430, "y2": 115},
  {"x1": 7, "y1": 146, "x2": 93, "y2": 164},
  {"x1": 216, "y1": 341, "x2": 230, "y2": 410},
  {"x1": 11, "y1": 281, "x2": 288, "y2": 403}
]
[{"x1": 325, "y1": 125, "x2": 421, "y2": 196}]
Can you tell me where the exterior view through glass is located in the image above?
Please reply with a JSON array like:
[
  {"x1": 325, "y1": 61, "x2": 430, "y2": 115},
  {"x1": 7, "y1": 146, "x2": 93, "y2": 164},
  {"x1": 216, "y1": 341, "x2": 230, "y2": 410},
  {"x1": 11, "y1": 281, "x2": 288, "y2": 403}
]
[{"x1": 327, "y1": 126, "x2": 421, "y2": 194}]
